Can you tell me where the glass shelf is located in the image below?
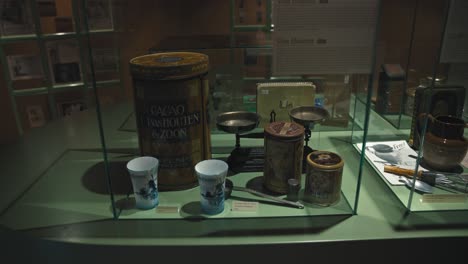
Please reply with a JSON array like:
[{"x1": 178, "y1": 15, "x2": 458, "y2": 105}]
[
  {"x1": 52, "y1": 82, "x2": 84, "y2": 89},
  {"x1": 0, "y1": 34, "x2": 37, "y2": 43},
  {"x1": 12, "y1": 87, "x2": 48, "y2": 96},
  {"x1": 1, "y1": 30, "x2": 116, "y2": 44},
  {"x1": 10, "y1": 80, "x2": 121, "y2": 97},
  {"x1": 42, "y1": 32, "x2": 77, "y2": 40},
  {"x1": 87, "y1": 79, "x2": 121, "y2": 89}
]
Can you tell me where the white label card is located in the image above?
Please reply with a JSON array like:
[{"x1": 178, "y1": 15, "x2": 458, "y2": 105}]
[
  {"x1": 156, "y1": 206, "x2": 179, "y2": 213},
  {"x1": 421, "y1": 194, "x2": 467, "y2": 204},
  {"x1": 232, "y1": 201, "x2": 259, "y2": 212}
]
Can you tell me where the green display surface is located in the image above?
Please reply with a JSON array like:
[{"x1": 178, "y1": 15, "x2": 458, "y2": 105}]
[{"x1": 1, "y1": 101, "x2": 468, "y2": 249}]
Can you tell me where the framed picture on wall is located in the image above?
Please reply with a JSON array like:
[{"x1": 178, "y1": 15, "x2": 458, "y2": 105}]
[
  {"x1": 0, "y1": 0, "x2": 34, "y2": 36},
  {"x1": 26, "y1": 105, "x2": 46, "y2": 128},
  {"x1": 57, "y1": 100, "x2": 87, "y2": 117},
  {"x1": 7, "y1": 54, "x2": 44, "y2": 80},
  {"x1": 86, "y1": 0, "x2": 113, "y2": 31},
  {"x1": 46, "y1": 40, "x2": 82, "y2": 84}
]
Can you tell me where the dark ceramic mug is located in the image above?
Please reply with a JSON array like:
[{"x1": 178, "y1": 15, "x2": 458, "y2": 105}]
[
  {"x1": 418, "y1": 114, "x2": 468, "y2": 171},
  {"x1": 418, "y1": 113, "x2": 467, "y2": 140}
]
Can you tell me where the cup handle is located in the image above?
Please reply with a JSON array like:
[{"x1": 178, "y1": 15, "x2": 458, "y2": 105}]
[{"x1": 416, "y1": 113, "x2": 433, "y2": 135}]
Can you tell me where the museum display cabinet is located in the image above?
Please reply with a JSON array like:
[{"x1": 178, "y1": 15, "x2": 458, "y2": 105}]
[
  {"x1": 97, "y1": 0, "x2": 381, "y2": 223},
  {"x1": 1, "y1": 0, "x2": 468, "y2": 246},
  {"x1": 361, "y1": 0, "x2": 468, "y2": 219}
]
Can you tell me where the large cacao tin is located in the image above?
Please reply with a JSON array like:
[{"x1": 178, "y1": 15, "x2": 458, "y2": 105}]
[
  {"x1": 304, "y1": 151, "x2": 344, "y2": 206},
  {"x1": 263, "y1": 121, "x2": 304, "y2": 194},
  {"x1": 129, "y1": 52, "x2": 211, "y2": 191}
]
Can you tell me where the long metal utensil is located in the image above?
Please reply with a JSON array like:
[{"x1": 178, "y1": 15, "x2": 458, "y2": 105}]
[{"x1": 231, "y1": 185, "x2": 305, "y2": 209}]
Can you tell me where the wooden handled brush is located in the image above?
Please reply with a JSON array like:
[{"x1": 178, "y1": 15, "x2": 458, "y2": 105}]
[{"x1": 383, "y1": 165, "x2": 436, "y2": 185}]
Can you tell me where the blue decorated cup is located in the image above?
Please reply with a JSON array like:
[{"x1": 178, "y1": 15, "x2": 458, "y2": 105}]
[
  {"x1": 195, "y1": 159, "x2": 229, "y2": 215},
  {"x1": 126, "y1": 156, "x2": 159, "y2": 209}
]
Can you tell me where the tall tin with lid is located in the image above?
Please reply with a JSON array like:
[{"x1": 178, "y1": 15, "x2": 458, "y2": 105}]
[
  {"x1": 263, "y1": 121, "x2": 304, "y2": 194},
  {"x1": 129, "y1": 52, "x2": 211, "y2": 191}
]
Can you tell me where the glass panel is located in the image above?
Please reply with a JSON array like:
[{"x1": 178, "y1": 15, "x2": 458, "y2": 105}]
[
  {"x1": 372, "y1": 0, "x2": 449, "y2": 130},
  {"x1": 88, "y1": 0, "x2": 379, "y2": 222},
  {"x1": 408, "y1": 0, "x2": 468, "y2": 213},
  {"x1": 0, "y1": 0, "x2": 116, "y2": 230},
  {"x1": 362, "y1": 0, "x2": 468, "y2": 225}
]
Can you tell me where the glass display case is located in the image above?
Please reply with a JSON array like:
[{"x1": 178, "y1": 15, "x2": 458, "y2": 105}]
[
  {"x1": 0, "y1": 0, "x2": 467, "y2": 233},
  {"x1": 96, "y1": 0, "x2": 377, "y2": 223},
  {"x1": 359, "y1": 0, "x2": 468, "y2": 220}
]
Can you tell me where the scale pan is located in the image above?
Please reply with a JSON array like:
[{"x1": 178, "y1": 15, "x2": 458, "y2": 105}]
[
  {"x1": 216, "y1": 111, "x2": 260, "y2": 134},
  {"x1": 289, "y1": 106, "x2": 329, "y2": 127}
]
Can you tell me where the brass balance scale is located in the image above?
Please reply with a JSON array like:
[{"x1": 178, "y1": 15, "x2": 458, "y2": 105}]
[{"x1": 216, "y1": 106, "x2": 329, "y2": 173}]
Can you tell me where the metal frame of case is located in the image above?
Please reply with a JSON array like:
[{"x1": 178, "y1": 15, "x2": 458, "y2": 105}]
[{"x1": 1, "y1": 0, "x2": 467, "y2": 233}]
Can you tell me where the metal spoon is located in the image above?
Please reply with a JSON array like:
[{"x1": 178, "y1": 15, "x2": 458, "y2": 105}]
[
  {"x1": 224, "y1": 179, "x2": 304, "y2": 209},
  {"x1": 399, "y1": 176, "x2": 433, "y2": 193}
]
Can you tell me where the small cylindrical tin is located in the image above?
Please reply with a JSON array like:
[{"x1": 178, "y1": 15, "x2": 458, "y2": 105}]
[
  {"x1": 263, "y1": 121, "x2": 304, "y2": 194},
  {"x1": 130, "y1": 52, "x2": 211, "y2": 191},
  {"x1": 286, "y1": 178, "x2": 300, "y2": 202},
  {"x1": 304, "y1": 150, "x2": 344, "y2": 206}
]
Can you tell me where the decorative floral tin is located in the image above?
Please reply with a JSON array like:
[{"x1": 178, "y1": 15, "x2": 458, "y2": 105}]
[
  {"x1": 304, "y1": 150, "x2": 344, "y2": 206},
  {"x1": 129, "y1": 52, "x2": 211, "y2": 191}
]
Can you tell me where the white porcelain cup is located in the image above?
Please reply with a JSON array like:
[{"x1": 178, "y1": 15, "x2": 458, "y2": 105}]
[
  {"x1": 126, "y1": 156, "x2": 159, "y2": 209},
  {"x1": 194, "y1": 159, "x2": 229, "y2": 215}
]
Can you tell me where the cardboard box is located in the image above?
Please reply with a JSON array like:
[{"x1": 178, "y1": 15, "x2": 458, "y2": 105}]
[{"x1": 256, "y1": 82, "x2": 316, "y2": 128}]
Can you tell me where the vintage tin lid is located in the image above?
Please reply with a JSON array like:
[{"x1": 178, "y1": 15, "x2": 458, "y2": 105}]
[
  {"x1": 129, "y1": 52, "x2": 209, "y2": 80},
  {"x1": 307, "y1": 151, "x2": 344, "y2": 170},
  {"x1": 265, "y1": 121, "x2": 304, "y2": 139}
]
